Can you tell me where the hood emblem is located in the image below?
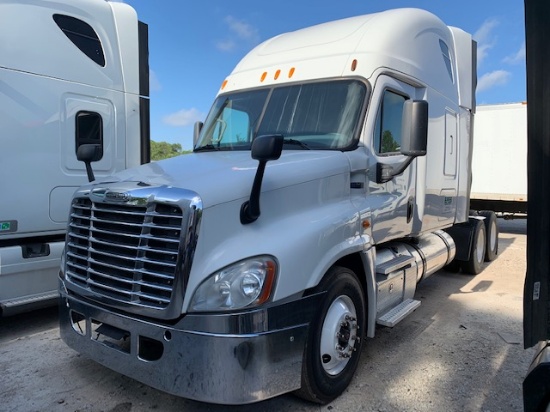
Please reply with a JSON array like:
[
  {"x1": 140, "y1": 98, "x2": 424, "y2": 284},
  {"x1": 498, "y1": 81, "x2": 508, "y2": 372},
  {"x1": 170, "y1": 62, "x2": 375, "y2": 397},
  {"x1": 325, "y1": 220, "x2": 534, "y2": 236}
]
[{"x1": 105, "y1": 191, "x2": 131, "y2": 202}]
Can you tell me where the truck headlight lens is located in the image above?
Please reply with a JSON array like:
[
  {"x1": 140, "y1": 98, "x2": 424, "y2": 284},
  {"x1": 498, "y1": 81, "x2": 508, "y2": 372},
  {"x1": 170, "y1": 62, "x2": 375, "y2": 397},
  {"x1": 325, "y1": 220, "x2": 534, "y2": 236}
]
[{"x1": 190, "y1": 256, "x2": 277, "y2": 312}]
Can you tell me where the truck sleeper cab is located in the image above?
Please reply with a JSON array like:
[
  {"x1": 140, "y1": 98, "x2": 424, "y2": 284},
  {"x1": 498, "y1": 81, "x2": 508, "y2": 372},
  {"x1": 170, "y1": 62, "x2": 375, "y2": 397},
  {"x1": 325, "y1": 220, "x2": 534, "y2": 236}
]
[
  {"x1": 0, "y1": 0, "x2": 149, "y2": 315},
  {"x1": 59, "y1": 8, "x2": 495, "y2": 405}
]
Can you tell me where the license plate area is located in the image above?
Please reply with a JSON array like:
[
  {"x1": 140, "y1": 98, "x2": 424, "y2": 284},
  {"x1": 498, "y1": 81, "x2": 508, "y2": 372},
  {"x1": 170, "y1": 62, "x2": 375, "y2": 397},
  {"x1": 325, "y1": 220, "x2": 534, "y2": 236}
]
[
  {"x1": 69, "y1": 309, "x2": 131, "y2": 354},
  {"x1": 69, "y1": 309, "x2": 163, "y2": 360}
]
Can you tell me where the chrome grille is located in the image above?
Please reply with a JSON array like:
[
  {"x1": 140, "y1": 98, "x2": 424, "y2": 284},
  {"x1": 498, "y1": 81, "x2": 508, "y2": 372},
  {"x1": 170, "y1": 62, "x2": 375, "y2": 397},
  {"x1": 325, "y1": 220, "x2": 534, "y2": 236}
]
[{"x1": 66, "y1": 198, "x2": 183, "y2": 309}]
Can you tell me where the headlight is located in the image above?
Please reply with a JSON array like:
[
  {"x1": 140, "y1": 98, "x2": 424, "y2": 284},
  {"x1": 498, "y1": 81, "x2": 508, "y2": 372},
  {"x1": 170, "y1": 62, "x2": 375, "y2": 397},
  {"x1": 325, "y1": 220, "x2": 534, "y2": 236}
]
[{"x1": 190, "y1": 256, "x2": 277, "y2": 312}]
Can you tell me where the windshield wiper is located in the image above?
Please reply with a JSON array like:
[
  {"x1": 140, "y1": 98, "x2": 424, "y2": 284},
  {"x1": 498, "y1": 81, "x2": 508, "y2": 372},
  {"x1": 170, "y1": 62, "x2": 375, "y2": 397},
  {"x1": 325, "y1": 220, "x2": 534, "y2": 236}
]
[
  {"x1": 283, "y1": 138, "x2": 310, "y2": 150},
  {"x1": 194, "y1": 144, "x2": 220, "y2": 152}
]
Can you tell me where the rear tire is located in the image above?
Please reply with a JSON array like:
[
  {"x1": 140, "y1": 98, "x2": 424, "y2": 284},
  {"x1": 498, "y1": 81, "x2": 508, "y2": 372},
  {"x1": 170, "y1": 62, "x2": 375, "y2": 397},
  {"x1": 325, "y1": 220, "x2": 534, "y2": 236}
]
[
  {"x1": 479, "y1": 210, "x2": 498, "y2": 261},
  {"x1": 462, "y1": 219, "x2": 486, "y2": 275},
  {"x1": 295, "y1": 266, "x2": 366, "y2": 404}
]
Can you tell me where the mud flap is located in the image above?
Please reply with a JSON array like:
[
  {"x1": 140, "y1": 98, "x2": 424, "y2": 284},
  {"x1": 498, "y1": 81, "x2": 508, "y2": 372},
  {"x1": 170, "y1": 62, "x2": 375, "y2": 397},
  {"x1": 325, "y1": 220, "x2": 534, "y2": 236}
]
[{"x1": 444, "y1": 220, "x2": 476, "y2": 262}]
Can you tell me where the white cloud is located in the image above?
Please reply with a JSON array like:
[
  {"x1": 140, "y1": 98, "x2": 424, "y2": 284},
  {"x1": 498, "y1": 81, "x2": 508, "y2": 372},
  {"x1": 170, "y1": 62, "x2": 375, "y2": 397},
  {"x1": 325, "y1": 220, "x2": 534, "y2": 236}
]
[
  {"x1": 149, "y1": 69, "x2": 161, "y2": 92},
  {"x1": 163, "y1": 108, "x2": 205, "y2": 127},
  {"x1": 216, "y1": 16, "x2": 260, "y2": 52},
  {"x1": 477, "y1": 70, "x2": 511, "y2": 92},
  {"x1": 503, "y1": 43, "x2": 526, "y2": 65},
  {"x1": 225, "y1": 16, "x2": 259, "y2": 41},
  {"x1": 216, "y1": 39, "x2": 236, "y2": 52},
  {"x1": 474, "y1": 18, "x2": 499, "y2": 64},
  {"x1": 474, "y1": 18, "x2": 499, "y2": 43}
]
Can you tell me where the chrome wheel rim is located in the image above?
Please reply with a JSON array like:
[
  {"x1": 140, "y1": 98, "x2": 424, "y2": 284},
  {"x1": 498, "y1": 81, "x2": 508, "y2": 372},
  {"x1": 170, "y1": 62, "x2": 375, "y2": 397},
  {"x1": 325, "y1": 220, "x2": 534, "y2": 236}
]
[
  {"x1": 320, "y1": 295, "x2": 358, "y2": 376},
  {"x1": 476, "y1": 227, "x2": 485, "y2": 263}
]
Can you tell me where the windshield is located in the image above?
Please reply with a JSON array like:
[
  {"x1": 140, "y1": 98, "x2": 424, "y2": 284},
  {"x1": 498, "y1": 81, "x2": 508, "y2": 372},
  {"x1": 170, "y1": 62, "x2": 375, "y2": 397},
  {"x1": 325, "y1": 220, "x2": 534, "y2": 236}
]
[{"x1": 195, "y1": 80, "x2": 367, "y2": 151}]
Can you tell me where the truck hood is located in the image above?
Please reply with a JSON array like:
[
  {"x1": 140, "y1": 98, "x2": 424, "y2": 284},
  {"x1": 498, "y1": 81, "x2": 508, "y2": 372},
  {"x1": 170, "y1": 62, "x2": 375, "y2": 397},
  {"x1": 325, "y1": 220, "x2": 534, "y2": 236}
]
[{"x1": 94, "y1": 150, "x2": 351, "y2": 208}]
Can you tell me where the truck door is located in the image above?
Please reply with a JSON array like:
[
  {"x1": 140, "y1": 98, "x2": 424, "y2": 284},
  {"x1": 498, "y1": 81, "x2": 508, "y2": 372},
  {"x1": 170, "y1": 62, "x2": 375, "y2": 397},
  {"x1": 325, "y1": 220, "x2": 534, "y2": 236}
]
[
  {"x1": 444, "y1": 110, "x2": 457, "y2": 177},
  {"x1": 524, "y1": 0, "x2": 550, "y2": 353},
  {"x1": 523, "y1": 2, "x2": 550, "y2": 410},
  {"x1": 435, "y1": 108, "x2": 459, "y2": 225},
  {"x1": 367, "y1": 76, "x2": 417, "y2": 242}
]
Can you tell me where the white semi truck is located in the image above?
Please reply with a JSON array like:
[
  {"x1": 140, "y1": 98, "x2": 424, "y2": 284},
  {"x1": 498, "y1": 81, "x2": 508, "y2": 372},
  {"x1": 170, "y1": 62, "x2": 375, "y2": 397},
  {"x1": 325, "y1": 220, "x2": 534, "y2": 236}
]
[
  {"x1": 471, "y1": 102, "x2": 528, "y2": 217},
  {"x1": 59, "y1": 8, "x2": 497, "y2": 404},
  {"x1": 0, "y1": 0, "x2": 150, "y2": 315}
]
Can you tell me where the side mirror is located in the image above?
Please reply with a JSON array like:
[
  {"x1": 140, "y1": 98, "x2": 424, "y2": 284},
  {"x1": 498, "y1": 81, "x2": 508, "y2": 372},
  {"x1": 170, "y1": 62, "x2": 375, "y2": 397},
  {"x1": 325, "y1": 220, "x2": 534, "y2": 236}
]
[
  {"x1": 240, "y1": 135, "x2": 284, "y2": 224},
  {"x1": 77, "y1": 144, "x2": 102, "y2": 182},
  {"x1": 193, "y1": 121, "x2": 203, "y2": 147},
  {"x1": 400, "y1": 100, "x2": 428, "y2": 157},
  {"x1": 251, "y1": 133, "x2": 284, "y2": 161},
  {"x1": 376, "y1": 100, "x2": 428, "y2": 184}
]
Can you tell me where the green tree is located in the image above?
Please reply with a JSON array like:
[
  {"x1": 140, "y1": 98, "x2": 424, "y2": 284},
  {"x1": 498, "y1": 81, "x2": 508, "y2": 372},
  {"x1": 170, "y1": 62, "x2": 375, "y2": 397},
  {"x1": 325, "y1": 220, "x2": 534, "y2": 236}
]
[
  {"x1": 150, "y1": 140, "x2": 191, "y2": 161},
  {"x1": 381, "y1": 130, "x2": 399, "y2": 153}
]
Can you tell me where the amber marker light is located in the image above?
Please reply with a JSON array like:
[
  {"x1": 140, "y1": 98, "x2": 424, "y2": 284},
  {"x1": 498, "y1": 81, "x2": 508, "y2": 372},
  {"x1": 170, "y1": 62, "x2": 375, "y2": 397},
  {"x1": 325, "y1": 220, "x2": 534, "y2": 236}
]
[
  {"x1": 260, "y1": 72, "x2": 267, "y2": 82},
  {"x1": 362, "y1": 219, "x2": 371, "y2": 229},
  {"x1": 256, "y1": 259, "x2": 277, "y2": 304},
  {"x1": 221, "y1": 79, "x2": 228, "y2": 90},
  {"x1": 288, "y1": 67, "x2": 295, "y2": 78},
  {"x1": 351, "y1": 59, "x2": 358, "y2": 72},
  {"x1": 274, "y1": 69, "x2": 281, "y2": 80}
]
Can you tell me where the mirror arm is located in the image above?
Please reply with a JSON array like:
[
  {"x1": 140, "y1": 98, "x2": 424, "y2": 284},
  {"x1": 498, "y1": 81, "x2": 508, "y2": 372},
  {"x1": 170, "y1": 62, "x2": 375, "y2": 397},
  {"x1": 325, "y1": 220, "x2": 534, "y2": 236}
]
[
  {"x1": 376, "y1": 156, "x2": 414, "y2": 184},
  {"x1": 84, "y1": 162, "x2": 95, "y2": 182},
  {"x1": 76, "y1": 144, "x2": 102, "y2": 182},
  {"x1": 240, "y1": 160, "x2": 267, "y2": 224}
]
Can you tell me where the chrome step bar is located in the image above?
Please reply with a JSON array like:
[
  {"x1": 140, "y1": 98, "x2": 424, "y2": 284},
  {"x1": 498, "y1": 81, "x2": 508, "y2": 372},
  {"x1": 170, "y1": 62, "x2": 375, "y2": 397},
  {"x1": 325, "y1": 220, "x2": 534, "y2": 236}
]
[{"x1": 376, "y1": 298, "x2": 421, "y2": 327}]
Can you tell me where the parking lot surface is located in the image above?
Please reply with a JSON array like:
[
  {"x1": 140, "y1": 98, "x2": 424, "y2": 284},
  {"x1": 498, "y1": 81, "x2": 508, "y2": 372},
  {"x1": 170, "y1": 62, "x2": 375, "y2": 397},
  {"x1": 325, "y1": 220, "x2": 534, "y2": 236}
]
[{"x1": 0, "y1": 219, "x2": 532, "y2": 411}]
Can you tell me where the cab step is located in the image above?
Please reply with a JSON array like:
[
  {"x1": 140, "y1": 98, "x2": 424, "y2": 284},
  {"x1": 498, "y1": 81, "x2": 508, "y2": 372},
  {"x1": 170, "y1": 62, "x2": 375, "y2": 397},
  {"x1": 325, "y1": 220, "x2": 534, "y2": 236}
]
[
  {"x1": 0, "y1": 291, "x2": 59, "y2": 316},
  {"x1": 376, "y1": 298, "x2": 421, "y2": 327}
]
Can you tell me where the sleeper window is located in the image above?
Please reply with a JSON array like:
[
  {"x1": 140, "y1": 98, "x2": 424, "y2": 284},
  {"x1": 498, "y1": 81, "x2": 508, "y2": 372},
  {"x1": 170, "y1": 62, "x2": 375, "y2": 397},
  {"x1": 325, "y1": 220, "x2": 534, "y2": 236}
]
[
  {"x1": 439, "y1": 40, "x2": 454, "y2": 82},
  {"x1": 53, "y1": 14, "x2": 105, "y2": 66}
]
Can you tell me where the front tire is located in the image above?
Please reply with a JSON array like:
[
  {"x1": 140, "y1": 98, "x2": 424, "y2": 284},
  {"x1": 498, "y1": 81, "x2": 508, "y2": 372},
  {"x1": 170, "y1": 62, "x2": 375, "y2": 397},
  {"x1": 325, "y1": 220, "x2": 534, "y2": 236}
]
[{"x1": 295, "y1": 266, "x2": 366, "y2": 404}]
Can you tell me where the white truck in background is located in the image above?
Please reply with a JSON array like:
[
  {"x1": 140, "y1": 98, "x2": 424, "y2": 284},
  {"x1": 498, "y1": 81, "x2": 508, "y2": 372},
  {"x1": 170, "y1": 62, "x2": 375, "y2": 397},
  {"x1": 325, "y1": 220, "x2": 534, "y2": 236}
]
[
  {"x1": 59, "y1": 8, "x2": 498, "y2": 405},
  {"x1": 0, "y1": 0, "x2": 150, "y2": 316},
  {"x1": 470, "y1": 102, "x2": 528, "y2": 217}
]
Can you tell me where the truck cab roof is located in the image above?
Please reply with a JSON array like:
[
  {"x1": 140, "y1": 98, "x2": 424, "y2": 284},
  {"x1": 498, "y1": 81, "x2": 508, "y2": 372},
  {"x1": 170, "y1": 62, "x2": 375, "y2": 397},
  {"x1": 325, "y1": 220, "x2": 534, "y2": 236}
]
[{"x1": 221, "y1": 8, "x2": 475, "y2": 110}]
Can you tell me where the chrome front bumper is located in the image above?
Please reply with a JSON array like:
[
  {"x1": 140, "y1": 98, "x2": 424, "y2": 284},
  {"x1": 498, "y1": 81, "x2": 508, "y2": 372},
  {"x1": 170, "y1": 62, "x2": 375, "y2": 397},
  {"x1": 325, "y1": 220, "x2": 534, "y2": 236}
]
[{"x1": 59, "y1": 282, "x2": 321, "y2": 405}]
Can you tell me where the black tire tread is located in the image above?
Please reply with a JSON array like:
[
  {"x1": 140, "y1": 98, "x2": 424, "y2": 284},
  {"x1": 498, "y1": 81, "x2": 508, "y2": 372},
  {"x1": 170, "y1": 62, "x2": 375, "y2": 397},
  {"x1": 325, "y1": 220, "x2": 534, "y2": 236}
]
[
  {"x1": 479, "y1": 210, "x2": 499, "y2": 261},
  {"x1": 461, "y1": 219, "x2": 486, "y2": 275}
]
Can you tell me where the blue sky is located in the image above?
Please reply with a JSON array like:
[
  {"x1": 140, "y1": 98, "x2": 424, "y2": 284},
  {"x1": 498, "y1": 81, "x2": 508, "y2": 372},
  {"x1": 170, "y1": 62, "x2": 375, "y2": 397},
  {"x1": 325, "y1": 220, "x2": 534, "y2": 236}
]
[{"x1": 122, "y1": 0, "x2": 526, "y2": 149}]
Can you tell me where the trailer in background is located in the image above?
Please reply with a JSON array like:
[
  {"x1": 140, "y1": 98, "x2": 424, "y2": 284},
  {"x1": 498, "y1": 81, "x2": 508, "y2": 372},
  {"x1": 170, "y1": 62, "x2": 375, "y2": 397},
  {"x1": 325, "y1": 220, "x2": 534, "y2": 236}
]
[{"x1": 470, "y1": 102, "x2": 527, "y2": 218}]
